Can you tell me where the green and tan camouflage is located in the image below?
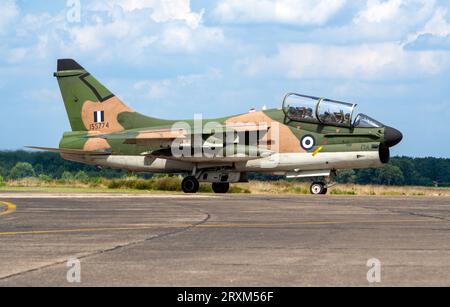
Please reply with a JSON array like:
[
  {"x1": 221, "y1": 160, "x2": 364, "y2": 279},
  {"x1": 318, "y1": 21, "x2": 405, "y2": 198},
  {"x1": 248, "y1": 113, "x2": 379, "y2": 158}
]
[{"x1": 29, "y1": 59, "x2": 403, "y2": 194}]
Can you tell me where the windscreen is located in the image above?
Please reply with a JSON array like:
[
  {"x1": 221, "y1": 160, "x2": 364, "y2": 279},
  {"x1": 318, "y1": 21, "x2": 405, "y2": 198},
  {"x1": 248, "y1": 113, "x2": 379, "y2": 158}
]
[{"x1": 353, "y1": 113, "x2": 384, "y2": 128}]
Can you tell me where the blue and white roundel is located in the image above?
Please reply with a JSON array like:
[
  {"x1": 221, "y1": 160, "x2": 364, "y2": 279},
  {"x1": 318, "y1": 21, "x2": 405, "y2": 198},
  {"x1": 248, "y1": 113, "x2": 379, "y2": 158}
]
[{"x1": 300, "y1": 135, "x2": 315, "y2": 150}]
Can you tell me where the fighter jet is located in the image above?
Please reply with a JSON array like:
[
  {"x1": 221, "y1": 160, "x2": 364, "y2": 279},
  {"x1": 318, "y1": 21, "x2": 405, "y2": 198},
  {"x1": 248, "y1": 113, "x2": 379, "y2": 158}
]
[{"x1": 29, "y1": 59, "x2": 403, "y2": 194}]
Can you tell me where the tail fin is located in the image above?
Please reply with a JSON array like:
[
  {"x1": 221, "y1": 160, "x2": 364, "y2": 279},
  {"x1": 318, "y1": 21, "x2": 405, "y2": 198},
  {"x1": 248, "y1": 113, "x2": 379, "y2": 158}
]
[{"x1": 55, "y1": 59, "x2": 134, "y2": 133}]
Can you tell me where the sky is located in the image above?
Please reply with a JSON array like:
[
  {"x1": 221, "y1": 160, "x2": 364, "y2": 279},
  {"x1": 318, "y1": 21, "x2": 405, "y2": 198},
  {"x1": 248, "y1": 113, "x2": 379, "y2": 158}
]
[{"x1": 0, "y1": 0, "x2": 449, "y2": 157}]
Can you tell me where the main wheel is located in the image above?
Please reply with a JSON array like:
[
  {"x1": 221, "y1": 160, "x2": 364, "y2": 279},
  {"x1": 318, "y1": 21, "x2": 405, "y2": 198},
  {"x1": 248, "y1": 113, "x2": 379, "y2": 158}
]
[
  {"x1": 310, "y1": 182, "x2": 327, "y2": 195},
  {"x1": 182, "y1": 176, "x2": 199, "y2": 193},
  {"x1": 212, "y1": 182, "x2": 230, "y2": 194}
]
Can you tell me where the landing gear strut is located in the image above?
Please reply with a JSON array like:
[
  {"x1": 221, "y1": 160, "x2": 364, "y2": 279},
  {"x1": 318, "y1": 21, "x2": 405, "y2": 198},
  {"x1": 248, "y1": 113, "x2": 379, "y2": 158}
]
[
  {"x1": 309, "y1": 170, "x2": 337, "y2": 195},
  {"x1": 182, "y1": 176, "x2": 200, "y2": 193},
  {"x1": 310, "y1": 182, "x2": 328, "y2": 195},
  {"x1": 182, "y1": 168, "x2": 238, "y2": 194},
  {"x1": 212, "y1": 182, "x2": 230, "y2": 194}
]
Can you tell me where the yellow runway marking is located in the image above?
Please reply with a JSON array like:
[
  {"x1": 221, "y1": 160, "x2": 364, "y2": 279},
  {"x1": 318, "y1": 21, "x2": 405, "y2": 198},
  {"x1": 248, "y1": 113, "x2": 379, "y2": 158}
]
[
  {"x1": 0, "y1": 201, "x2": 16, "y2": 217},
  {"x1": 0, "y1": 218, "x2": 444, "y2": 236}
]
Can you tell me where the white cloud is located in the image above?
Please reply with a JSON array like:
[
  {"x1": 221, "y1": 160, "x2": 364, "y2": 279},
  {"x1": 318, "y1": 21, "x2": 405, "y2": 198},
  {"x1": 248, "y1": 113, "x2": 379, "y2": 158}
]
[
  {"x1": 67, "y1": 18, "x2": 136, "y2": 52},
  {"x1": 6, "y1": 47, "x2": 27, "y2": 63},
  {"x1": 403, "y1": 7, "x2": 450, "y2": 49},
  {"x1": 148, "y1": 0, "x2": 204, "y2": 29},
  {"x1": 410, "y1": 7, "x2": 450, "y2": 40},
  {"x1": 161, "y1": 25, "x2": 224, "y2": 52},
  {"x1": 89, "y1": 0, "x2": 204, "y2": 29},
  {"x1": 354, "y1": 0, "x2": 403, "y2": 23},
  {"x1": 0, "y1": 0, "x2": 19, "y2": 34},
  {"x1": 332, "y1": 0, "x2": 436, "y2": 43},
  {"x1": 214, "y1": 0, "x2": 346, "y2": 25},
  {"x1": 68, "y1": 0, "x2": 223, "y2": 57},
  {"x1": 422, "y1": 7, "x2": 450, "y2": 37},
  {"x1": 0, "y1": 0, "x2": 224, "y2": 64},
  {"x1": 242, "y1": 43, "x2": 450, "y2": 80},
  {"x1": 62, "y1": 14, "x2": 224, "y2": 60},
  {"x1": 134, "y1": 69, "x2": 222, "y2": 99},
  {"x1": 134, "y1": 79, "x2": 172, "y2": 99}
]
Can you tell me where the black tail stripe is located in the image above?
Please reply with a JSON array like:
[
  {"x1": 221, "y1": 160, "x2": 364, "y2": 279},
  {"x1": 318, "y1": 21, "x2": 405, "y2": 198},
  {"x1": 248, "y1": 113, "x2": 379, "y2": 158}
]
[{"x1": 79, "y1": 73, "x2": 114, "y2": 102}]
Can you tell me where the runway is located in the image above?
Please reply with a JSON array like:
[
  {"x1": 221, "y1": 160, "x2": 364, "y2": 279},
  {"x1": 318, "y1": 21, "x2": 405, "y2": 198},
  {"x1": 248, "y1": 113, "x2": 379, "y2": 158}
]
[{"x1": 0, "y1": 193, "x2": 449, "y2": 286}]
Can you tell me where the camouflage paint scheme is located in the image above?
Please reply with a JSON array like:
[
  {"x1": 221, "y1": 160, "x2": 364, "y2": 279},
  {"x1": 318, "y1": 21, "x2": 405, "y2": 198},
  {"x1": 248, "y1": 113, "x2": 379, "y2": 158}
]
[{"x1": 31, "y1": 59, "x2": 403, "y2": 185}]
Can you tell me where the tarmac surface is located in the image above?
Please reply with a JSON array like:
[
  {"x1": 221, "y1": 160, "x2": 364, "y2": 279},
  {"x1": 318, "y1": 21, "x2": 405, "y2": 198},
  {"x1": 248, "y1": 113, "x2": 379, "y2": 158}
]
[{"x1": 0, "y1": 193, "x2": 449, "y2": 286}]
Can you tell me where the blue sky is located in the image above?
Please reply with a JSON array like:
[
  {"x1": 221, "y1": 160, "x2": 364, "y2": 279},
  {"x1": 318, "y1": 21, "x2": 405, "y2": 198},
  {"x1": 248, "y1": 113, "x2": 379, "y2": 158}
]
[{"x1": 0, "y1": 0, "x2": 450, "y2": 157}]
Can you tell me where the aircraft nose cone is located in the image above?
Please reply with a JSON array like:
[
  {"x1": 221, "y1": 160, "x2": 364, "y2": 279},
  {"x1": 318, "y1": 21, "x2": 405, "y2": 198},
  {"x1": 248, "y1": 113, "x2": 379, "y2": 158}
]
[{"x1": 384, "y1": 126, "x2": 403, "y2": 147}]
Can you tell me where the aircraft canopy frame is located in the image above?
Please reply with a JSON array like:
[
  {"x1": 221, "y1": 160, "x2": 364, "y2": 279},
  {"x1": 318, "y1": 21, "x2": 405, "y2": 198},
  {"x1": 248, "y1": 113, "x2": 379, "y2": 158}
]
[{"x1": 282, "y1": 93, "x2": 358, "y2": 128}]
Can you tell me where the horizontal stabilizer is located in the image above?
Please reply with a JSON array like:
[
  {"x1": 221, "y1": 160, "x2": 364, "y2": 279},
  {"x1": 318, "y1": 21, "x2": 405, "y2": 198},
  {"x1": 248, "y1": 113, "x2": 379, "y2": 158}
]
[{"x1": 26, "y1": 146, "x2": 111, "y2": 156}]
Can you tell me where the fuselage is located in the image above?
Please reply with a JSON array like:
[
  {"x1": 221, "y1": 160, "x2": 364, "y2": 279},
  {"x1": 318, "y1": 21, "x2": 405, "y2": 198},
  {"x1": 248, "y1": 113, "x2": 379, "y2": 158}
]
[{"x1": 60, "y1": 108, "x2": 391, "y2": 175}]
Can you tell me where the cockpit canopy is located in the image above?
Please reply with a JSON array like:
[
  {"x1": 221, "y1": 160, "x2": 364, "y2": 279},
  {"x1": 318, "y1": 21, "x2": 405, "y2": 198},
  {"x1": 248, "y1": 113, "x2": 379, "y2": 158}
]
[{"x1": 282, "y1": 93, "x2": 383, "y2": 128}]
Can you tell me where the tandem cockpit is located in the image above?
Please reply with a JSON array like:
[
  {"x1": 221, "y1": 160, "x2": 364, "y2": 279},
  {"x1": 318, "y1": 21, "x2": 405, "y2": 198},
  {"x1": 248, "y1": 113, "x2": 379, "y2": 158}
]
[{"x1": 282, "y1": 93, "x2": 384, "y2": 128}]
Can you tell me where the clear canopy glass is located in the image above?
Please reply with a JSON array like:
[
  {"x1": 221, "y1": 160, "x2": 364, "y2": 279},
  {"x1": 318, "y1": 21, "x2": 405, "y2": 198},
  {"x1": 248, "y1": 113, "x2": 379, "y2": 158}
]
[
  {"x1": 282, "y1": 93, "x2": 381, "y2": 128},
  {"x1": 353, "y1": 113, "x2": 384, "y2": 128},
  {"x1": 317, "y1": 99, "x2": 355, "y2": 127},
  {"x1": 283, "y1": 93, "x2": 319, "y2": 124}
]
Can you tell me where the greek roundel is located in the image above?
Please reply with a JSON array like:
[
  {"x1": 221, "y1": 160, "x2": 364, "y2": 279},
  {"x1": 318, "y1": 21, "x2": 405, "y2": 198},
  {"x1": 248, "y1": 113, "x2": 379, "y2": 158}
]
[
  {"x1": 300, "y1": 135, "x2": 315, "y2": 151},
  {"x1": 94, "y1": 111, "x2": 104, "y2": 123}
]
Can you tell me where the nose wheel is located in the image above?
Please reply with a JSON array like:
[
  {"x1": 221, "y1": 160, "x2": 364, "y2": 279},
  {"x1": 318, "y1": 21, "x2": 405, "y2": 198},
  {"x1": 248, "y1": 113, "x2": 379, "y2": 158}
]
[{"x1": 310, "y1": 182, "x2": 328, "y2": 195}]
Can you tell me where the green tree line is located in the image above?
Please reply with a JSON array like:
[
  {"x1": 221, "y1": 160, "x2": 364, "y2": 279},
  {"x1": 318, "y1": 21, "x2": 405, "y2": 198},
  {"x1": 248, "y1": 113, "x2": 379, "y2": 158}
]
[
  {"x1": 0, "y1": 151, "x2": 449, "y2": 187},
  {"x1": 0, "y1": 150, "x2": 127, "y2": 180},
  {"x1": 339, "y1": 156, "x2": 450, "y2": 186},
  {"x1": 251, "y1": 156, "x2": 450, "y2": 187}
]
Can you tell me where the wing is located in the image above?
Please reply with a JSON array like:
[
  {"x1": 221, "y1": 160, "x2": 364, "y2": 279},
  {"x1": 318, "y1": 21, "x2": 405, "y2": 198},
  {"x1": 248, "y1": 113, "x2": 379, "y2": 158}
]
[
  {"x1": 141, "y1": 144, "x2": 274, "y2": 163},
  {"x1": 98, "y1": 123, "x2": 269, "y2": 146},
  {"x1": 97, "y1": 124, "x2": 271, "y2": 162}
]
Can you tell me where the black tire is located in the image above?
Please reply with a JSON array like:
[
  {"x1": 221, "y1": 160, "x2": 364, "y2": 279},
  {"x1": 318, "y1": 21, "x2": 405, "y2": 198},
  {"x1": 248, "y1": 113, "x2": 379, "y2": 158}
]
[
  {"x1": 212, "y1": 182, "x2": 230, "y2": 194},
  {"x1": 182, "y1": 176, "x2": 199, "y2": 193},
  {"x1": 321, "y1": 188, "x2": 328, "y2": 195},
  {"x1": 310, "y1": 182, "x2": 326, "y2": 195}
]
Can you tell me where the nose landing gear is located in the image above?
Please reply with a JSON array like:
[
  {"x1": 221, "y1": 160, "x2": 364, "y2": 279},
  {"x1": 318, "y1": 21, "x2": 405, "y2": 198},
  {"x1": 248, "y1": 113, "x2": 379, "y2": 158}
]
[
  {"x1": 308, "y1": 170, "x2": 338, "y2": 195},
  {"x1": 310, "y1": 182, "x2": 328, "y2": 195}
]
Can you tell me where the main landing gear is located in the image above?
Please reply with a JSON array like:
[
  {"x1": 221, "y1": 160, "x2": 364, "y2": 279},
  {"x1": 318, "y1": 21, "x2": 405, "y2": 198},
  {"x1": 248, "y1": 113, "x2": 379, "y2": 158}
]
[
  {"x1": 212, "y1": 182, "x2": 230, "y2": 194},
  {"x1": 181, "y1": 176, "x2": 200, "y2": 193},
  {"x1": 181, "y1": 176, "x2": 230, "y2": 194}
]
